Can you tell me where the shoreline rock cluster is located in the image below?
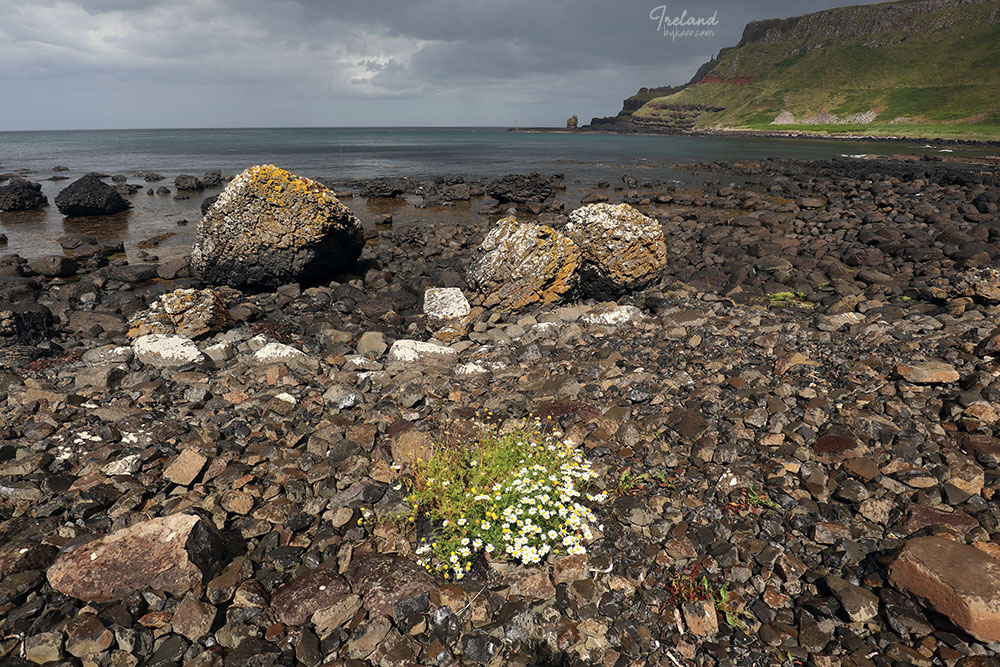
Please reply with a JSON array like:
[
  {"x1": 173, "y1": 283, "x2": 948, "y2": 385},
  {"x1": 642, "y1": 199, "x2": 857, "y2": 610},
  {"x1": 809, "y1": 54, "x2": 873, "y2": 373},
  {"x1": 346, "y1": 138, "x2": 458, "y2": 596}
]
[{"x1": 1, "y1": 157, "x2": 1000, "y2": 666}]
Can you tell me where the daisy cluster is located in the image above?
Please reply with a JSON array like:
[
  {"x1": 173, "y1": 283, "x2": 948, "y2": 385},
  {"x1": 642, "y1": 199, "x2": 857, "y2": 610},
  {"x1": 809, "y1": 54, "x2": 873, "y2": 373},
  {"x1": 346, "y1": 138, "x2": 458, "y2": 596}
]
[{"x1": 407, "y1": 420, "x2": 603, "y2": 581}]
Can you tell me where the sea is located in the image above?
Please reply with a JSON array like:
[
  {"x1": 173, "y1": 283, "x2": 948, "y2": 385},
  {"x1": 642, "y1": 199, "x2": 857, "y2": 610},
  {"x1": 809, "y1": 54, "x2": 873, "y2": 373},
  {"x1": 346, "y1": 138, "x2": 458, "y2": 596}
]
[{"x1": 0, "y1": 127, "x2": 992, "y2": 260}]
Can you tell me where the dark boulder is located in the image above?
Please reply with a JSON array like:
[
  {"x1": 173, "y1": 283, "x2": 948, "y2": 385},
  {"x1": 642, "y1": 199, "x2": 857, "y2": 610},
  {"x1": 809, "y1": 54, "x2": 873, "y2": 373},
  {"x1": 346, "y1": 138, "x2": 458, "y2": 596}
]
[
  {"x1": 191, "y1": 165, "x2": 364, "y2": 288},
  {"x1": 360, "y1": 178, "x2": 406, "y2": 198},
  {"x1": 54, "y1": 174, "x2": 130, "y2": 217},
  {"x1": 0, "y1": 303, "x2": 54, "y2": 345},
  {"x1": 202, "y1": 170, "x2": 223, "y2": 187},
  {"x1": 486, "y1": 172, "x2": 556, "y2": 204},
  {"x1": 201, "y1": 194, "x2": 219, "y2": 216},
  {"x1": 0, "y1": 179, "x2": 47, "y2": 211},
  {"x1": 175, "y1": 174, "x2": 204, "y2": 191},
  {"x1": 28, "y1": 255, "x2": 78, "y2": 278}
]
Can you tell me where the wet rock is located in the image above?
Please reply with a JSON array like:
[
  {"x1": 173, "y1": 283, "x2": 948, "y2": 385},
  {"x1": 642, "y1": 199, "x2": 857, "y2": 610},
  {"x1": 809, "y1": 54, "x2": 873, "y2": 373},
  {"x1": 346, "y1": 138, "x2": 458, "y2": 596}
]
[
  {"x1": 47, "y1": 513, "x2": 223, "y2": 602},
  {"x1": 132, "y1": 334, "x2": 206, "y2": 367},
  {"x1": 191, "y1": 164, "x2": 364, "y2": 288},
  {"x1": 890, "y1": 536, "x2": 1000, "y2": 642},
  {"x1": 564, "y1": 203, "x2": 666, "y2": 298},
  {"x1": 0, "y1": 178, "x2": 47, "y2": 211},
  {"x1": 466, "y1": 216, "x2": 581, "y2": 314},
  {"x1": 486, "y1": 172, "x2": 555, "y2": 204},
  {"x1": 28, "y1": 254, "x2": 78, "y2": 278},
  {"x1": 360, "y1": 178, "x2": 405, "y2": 198},
  {"x1": 175, "y1": 174, "x2": 204, "y2": 191},
  {"x1": 55, "y1": 173, "x2": 130, "y2": 216},
  {"x1": 128, "y1": 288, "x2": 233, "y2": 339}
]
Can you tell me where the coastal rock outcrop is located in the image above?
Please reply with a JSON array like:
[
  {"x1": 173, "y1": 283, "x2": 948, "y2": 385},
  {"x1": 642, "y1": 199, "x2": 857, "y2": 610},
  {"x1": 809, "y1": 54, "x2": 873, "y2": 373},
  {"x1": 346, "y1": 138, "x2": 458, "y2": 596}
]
[
  {"x1": 466, "y1": 216, "x2": 580, "y2": 314},
  {"x1": 191, "y1": 164, "x2": 364, "y2": 288},
  {"x1": 0, "y1": 178, "x2": 47, "y2": 211},
  {"x1": 564, "y1": 203, "x2": 666, "y2": 298},
  {"x1": 175, "y1": 174, "x2": 204, "y2": 191},
  {"x1": 54, "y1": 173, "x2": 130, "y2": 217},
  {"x1": 486, "y1": 172, "x2": 556, "y2": 204}
]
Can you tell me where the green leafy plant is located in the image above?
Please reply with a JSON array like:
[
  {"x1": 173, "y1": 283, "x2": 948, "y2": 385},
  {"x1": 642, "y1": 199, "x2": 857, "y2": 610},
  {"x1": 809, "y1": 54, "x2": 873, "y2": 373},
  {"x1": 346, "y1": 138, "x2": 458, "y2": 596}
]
[
  {"x1": 767, "y1": 291, "x2": 814, "y2": 309},
  {"x1": 404, "y1": 419, "x2": 603, "y2": 581},
  {"x1": 663, "y1": 563, "x2": 755, "y2": 634}
]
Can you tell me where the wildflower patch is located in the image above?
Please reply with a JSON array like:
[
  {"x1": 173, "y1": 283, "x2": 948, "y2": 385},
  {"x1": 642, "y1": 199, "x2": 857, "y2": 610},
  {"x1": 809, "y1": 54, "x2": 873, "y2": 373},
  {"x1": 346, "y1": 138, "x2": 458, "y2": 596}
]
[{"x1": 404, "y1": 421, "x2": 603, "y2": 581}]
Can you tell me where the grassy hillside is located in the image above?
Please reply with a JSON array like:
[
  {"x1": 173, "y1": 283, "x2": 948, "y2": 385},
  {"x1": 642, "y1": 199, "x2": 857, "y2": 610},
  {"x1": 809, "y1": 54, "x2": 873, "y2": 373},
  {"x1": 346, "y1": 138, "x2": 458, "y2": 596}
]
[{"x1": 631, "y1": 0, "x2": 1000, "y2": 140}]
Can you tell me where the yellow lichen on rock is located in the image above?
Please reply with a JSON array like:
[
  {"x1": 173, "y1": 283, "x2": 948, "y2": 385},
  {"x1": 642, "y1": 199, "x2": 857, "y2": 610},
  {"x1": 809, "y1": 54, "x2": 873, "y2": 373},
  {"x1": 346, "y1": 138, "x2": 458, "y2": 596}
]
[{"x1": 191, "y1": 164, "x2": 364, "y2": 288}]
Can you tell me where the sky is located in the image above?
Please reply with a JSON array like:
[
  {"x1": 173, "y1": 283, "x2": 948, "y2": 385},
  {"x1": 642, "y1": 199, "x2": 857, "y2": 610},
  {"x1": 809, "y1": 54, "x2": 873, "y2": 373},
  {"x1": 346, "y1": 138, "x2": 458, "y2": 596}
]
[{"x1": 0, "y1": 0, "x2": 883, "y2": 131}]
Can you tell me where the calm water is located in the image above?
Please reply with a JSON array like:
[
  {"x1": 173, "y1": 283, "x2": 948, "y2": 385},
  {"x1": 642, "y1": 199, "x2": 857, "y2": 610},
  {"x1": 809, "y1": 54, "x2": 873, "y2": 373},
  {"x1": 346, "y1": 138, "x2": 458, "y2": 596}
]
[{"x1": 0, "y1": 127, "x2": 989, "y2": 259}]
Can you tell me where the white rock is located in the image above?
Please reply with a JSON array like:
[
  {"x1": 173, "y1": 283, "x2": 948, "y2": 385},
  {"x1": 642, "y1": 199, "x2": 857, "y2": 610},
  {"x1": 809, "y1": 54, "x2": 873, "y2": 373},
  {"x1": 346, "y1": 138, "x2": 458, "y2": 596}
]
[
  {"x1": 103, "y1": 454, "x2": 143, "y2": 476},
  {"x1": 82, "y1": 345, "x2": 134, "y2": 365},
  {"x1": 252, "y1": 342, "x2": 318, "y2": 371},
  {"x1": 423, "y1": 287, "x2": 471, "y2": 321},
  {"x1": 388, "y1": 339, "x2": 457, "y2": 363},
  {"x1": 457, "y1": 362, "x2": 488, "y2": 375},
  {"x1": 132, "y1": 334, "x2": 205, "y2": 368},
  {"x1": 582, "y1": 305, "x2": 644, "y2": 326}
]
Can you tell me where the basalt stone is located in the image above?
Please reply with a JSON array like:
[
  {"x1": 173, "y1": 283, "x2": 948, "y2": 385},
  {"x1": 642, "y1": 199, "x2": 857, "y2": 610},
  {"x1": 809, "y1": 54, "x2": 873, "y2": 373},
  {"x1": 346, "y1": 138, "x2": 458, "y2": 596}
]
[
  {"x1": 360, "y1": 178, "x2": 406, "y2": 198},
  {"x1": 466, "y1": 216, "x2": 581, "y2": 314},
  {"x1": 564, "y1": 203, "x2": 666, "y2": 299},
  {"x1": 175, "y1": 174, "x2": 205, "y2": 191},
  {"x1": 271, "y1": 561, "x2": 351, "y2": 626},
  {"x1": 47, "y1": 513, "x2": 223, "y2": 602},
  {"x1": 890, "y1": 536, "x2": 1000, "y2": 642},
  {"x1": 486, "y1": 172, "x2": 555, "y2": 204},
  {"x1": 191, "y1": 165, "x2": 364, "y2": 288},
  {"x1": 346, "y1": 553, "x2": 436, "y2": 618},
  {"x1": 0, "y1": 302, "x2": 54, "y2": 345},
  {"x1": 28, "y1": 254, "x2": 78, "y2": 278},
  {"x1": 0, "y1": 178, "x2": 47, "y2": 211},
  {"x1": 55, "y1": 173, "x2": 130, "y2": 216}
]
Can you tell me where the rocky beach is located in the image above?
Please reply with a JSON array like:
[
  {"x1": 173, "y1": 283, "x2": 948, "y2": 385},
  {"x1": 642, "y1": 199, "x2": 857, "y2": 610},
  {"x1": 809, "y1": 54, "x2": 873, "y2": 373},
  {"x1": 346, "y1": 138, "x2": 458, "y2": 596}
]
[{"x1": 3, "y1": 152, "x2": 1000, "y2": 667}]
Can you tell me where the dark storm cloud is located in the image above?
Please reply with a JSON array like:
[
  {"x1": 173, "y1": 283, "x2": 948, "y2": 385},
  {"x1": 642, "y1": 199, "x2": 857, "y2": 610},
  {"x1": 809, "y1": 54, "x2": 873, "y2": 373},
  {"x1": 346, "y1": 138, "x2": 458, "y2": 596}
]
[{"x1": 0, "y1": 0, "x2": 884, "y2": 130}]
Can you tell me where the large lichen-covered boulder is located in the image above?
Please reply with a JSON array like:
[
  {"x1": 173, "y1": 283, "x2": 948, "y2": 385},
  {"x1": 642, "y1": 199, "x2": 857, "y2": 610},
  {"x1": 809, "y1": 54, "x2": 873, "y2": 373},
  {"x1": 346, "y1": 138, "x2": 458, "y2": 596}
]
[
  {"x1": 127, "y1": 287, "x2": 234, "y2": 339},
  {"x1": 466, "y1": 217, "x2": 580, "y2": 314},
  {"x1": 191, "y1": 165, "x2": 363, "y2": 288},
  {"x1": 564, "y1": 203, "x2": 666, "y2": 298}
]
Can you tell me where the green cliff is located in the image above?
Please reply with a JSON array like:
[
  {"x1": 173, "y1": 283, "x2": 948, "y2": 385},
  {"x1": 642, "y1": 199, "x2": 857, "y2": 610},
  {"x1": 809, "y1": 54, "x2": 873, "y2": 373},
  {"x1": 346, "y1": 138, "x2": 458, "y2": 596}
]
[{"x1": 606, "y1": 0, "x2": 1000, "y2": 140}]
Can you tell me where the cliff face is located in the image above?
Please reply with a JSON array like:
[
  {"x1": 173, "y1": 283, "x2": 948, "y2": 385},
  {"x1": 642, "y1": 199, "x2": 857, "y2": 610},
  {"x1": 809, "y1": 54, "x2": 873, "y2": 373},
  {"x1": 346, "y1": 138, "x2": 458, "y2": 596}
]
[{"x1": 594, "y1": 0, "x2": 1000, "y2": 138}]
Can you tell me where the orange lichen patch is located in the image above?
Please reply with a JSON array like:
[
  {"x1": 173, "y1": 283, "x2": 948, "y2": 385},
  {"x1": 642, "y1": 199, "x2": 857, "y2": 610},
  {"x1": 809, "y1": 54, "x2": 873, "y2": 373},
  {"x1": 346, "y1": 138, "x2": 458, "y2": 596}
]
[{"x1": 467, "y1": 217, "x2": 581, "y2": 314}]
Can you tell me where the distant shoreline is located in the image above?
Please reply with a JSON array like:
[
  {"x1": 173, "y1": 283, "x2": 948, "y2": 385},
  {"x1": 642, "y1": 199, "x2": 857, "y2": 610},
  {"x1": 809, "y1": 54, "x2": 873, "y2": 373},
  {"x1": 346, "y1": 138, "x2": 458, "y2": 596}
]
[{"x1": 507, "y1": 126, "x2": 1000, "y2": 148}]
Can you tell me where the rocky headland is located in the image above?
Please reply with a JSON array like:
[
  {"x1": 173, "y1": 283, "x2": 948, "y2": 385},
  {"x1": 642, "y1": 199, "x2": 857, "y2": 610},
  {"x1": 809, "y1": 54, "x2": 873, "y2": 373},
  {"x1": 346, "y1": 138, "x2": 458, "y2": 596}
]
[{"x1": 1, "y1": 155, "x2": 1000, "y2": 666}]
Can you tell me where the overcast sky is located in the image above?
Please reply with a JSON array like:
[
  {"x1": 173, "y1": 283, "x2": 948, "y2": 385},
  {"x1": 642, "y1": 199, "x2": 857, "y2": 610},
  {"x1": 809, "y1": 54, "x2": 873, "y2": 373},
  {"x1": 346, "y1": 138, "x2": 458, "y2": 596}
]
[{"x1": 0, "y1": 0, "x2": 881, "y2": 131}]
